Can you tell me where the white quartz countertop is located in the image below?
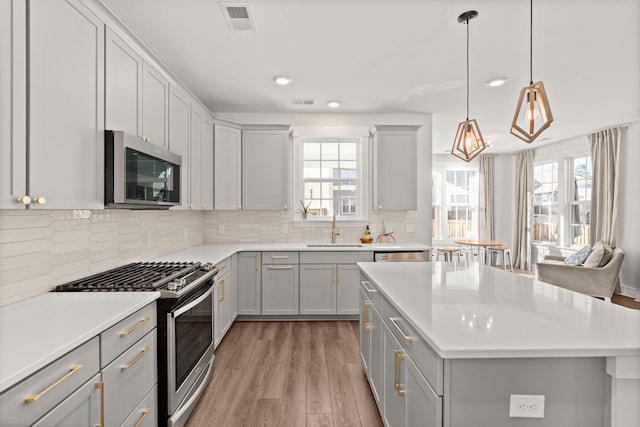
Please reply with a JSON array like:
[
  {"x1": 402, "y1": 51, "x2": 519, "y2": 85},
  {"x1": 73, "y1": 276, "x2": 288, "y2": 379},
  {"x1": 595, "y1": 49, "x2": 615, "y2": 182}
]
[
  {"x1": 358, "y1": 262, "x2": 640, "y2": 359},
  {"x1": 0, "y1": 292, "x2": 159, "y2": 393},
  {"x1": 154, "y1": 242, "x2": 430, "y2": 265}
]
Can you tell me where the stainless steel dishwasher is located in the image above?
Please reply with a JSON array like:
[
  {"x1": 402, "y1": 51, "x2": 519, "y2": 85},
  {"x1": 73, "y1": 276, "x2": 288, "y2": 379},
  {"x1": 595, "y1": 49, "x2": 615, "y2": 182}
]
[{"x1": 374, "y1": 251, "x2": 428, "y2": 262}]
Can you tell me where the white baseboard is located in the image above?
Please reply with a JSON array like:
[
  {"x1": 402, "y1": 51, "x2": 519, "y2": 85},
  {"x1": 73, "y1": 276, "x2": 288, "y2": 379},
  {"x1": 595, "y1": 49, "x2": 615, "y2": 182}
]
[{"x1": 619, "y1": 284, "x2": 640, "y2": 301}]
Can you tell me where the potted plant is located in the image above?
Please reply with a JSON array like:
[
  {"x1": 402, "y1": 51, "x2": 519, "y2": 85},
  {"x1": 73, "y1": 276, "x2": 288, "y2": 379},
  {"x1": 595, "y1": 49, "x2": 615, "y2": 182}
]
[
  {"x1": 376, "y1": 220, "x2": 396, "y2": 243},
  {"x1": 298, "y1": 200, "x2": 311, "y2": 219}
]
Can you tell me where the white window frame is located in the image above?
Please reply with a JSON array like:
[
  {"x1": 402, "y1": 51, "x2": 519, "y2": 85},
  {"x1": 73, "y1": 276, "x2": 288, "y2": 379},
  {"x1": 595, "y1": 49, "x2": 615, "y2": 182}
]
[
  {"x1": 292, "y1": 135, "x2": 369, "y2": 227},
  {"x1": 532, "y1": 160, "x2": 560, "y2": 245}
]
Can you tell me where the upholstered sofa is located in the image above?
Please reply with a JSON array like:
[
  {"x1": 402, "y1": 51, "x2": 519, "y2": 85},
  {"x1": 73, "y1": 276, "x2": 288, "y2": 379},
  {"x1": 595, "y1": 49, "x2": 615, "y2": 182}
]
[{"x1": 535, "y1": 248, "x2": 625, "y2": 299}]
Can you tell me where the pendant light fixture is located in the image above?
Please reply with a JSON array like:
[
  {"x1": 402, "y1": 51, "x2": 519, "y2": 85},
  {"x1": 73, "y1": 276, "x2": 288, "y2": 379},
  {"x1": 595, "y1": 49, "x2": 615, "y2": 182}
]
[
  {"x1": 452, "y1": 10, "x2": 487, "y2": 163},
  {"x1": 510, "y1": 0, "x2": 553, "y2": 143}
]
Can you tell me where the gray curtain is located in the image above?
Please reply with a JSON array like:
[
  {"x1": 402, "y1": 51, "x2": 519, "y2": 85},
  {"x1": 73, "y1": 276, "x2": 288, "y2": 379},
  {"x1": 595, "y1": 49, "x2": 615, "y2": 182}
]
[
  {"x1": 589, "y1": 127, "x2": 621, "y2": 247},
  {"x1": 478, "y1": 154, "x2": 494, "y2": 240},
  {"x1": 513, "y1": 150, "x2": 533, "y2": 270}
]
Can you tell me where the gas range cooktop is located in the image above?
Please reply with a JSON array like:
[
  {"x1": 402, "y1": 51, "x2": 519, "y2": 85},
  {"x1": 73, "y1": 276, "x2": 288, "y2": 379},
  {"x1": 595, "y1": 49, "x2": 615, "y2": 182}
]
[{"x1": 54, "y1": 261, "x2": 217, "y2": 298}]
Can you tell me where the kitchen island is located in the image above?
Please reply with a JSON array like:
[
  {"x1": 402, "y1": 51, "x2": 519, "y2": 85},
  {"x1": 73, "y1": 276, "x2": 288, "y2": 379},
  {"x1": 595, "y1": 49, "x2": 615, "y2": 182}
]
[{"x1": 358, "y1": 261, "x2": 640, "y2": 427}]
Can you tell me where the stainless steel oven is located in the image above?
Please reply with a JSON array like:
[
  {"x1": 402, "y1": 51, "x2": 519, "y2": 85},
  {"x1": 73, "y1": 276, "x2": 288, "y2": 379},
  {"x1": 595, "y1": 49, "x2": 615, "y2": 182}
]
[{"x1": 54, "y1": 261, "x2": 218, "y2": 427}]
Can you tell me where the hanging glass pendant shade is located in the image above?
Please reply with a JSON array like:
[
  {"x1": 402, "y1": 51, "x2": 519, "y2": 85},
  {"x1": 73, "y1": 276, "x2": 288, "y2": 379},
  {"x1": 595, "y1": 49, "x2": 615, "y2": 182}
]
[
  {"x1": 451, "y1": 10, "x2": 486, "y2": 162},
  {"x1": 510, "y1": 81, "x2": 553, "y2": 143},
  {"x1": 510, "y1": 0, "x2": 553, "y2": 143},
  {"x1": 452, "y1": 119, "x2": 486, "y2": 162}
]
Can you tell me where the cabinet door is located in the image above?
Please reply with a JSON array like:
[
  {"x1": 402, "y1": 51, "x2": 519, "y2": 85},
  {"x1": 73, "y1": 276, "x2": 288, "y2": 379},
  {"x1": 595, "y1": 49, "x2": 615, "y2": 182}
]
[
  {"x1": 359, "y1": 289, "x2": 371, "y2": 373},
  {"x1": 0, "y1": 0, "x2": 27, "y2": 209},
  {"x1": 200, "y1": 113, "x2": 214, "y2": 210},
  {"x1": 29, "y1": 0, "x2": 104, "y2": 209},
  {"x1": 190, "y1": 106, "x2": 203, "y2": 210},
  {"x1": 336, "y1": 264, "x2": 361, "y2": 315},
  {"x1": 213, "y1": 282, "x2": 221, "y2": 349},
  {"x1": 406, "y1": 357, "x2": 442, "y2": 427},
  {"x1": 370, "y1": 306, "x2": 383, "y2": 406},
  {"x1": 300, "y1": 264, "x2": 336, "y2": 315},
  {"x1": 383, "y1": 324, "x2": 406, "y2": 427},
  {"x1": 242, "y1": 129, "x2": 290, "y2": 210},
  {"x1": 31, "y1": 374, "x2": 101, "y2": 427},
  {"x1": 237, "y1": 252, "x2": 261, "y2": 315},
  {"x1": 262, "y1": 264, "x2": 299, "y2": 315},
  {"x1": 105, "y1": 27, "x2": 141, "y2": 136},
  {"x1": 142, "y1": 61, "x2": 168, "y2": 148},
  {"x1": 214, "y1": 124, "x2": 242, "y2": 210},
  {"x1": 168, "y1": 84, "x2": 191, "y2": 210},
  {"x1": 228, "y1": 255, "x2": 239, "y2": 322},
  {"x1": 373, "y1": 126, "x2": 418, "y2": 210}
]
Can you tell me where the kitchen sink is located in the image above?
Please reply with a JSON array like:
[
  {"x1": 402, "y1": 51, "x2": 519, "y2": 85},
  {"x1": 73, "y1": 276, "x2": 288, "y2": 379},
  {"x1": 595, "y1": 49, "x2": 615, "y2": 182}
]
[{"x1": 306, "y1": 243, "x2": 364, "y2": 247}]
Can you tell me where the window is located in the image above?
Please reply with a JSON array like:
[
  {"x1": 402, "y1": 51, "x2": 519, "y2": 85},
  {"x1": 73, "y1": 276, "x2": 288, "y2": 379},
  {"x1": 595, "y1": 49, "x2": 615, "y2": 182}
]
[
  {"x1": 299, "y1": 138, "x2": 362, "y2": 219},
  {"x1": 570, "y1": 156, "x2": 592, "y2": 247},
  {"x1": 432, "y1": 163, "x2": 478, "y2": 240},
  {"x1": 533, "y1": 162, "x2": 559, "y2": 244}
]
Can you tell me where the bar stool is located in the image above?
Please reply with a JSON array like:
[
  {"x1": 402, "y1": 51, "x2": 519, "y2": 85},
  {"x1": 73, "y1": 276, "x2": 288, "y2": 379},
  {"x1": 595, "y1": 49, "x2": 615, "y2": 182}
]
[
  {"x1": 489, "y1": 247, "x2": 513, "y2": 272},
  {"x1": 436, "y1": 247, "x2": 463, "y2": 262}
]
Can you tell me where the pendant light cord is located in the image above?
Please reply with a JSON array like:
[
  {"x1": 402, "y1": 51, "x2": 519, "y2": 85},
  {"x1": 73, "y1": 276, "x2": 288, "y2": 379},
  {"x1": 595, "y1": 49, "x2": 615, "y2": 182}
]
[
  {"x1": 529, "y1": 0, "x2": 533, "y2": 84},
  {"x1": 466, "y1": 17, "x2": 470, "y2": 121}
]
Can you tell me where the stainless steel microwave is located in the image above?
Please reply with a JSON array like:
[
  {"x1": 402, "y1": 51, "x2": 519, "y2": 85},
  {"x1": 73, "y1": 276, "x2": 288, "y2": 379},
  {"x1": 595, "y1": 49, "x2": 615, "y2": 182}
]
[{"x1": 105, "y1": 130, "x2": 181, "y2": 209}]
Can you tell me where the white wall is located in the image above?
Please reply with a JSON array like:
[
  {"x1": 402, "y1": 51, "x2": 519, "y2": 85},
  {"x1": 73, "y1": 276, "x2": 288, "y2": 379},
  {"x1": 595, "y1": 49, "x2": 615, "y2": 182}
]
[
  {"x1": 617, "y1": 123, "x2": 640, "y2": 298},
  {"x1": 216, "y1": 112, "x2": 433, "y2": 245}
]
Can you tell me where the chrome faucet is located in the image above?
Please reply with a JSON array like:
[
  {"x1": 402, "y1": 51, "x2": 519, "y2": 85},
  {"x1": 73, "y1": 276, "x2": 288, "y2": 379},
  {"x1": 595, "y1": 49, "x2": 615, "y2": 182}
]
[{"x1": 331, "y1": 213, "x2": 340, "y2": 243}]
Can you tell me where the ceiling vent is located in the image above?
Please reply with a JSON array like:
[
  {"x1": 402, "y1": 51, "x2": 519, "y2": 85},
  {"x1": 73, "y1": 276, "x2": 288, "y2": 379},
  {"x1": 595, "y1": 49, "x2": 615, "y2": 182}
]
[
  {"x1": 220, "y1": 3, "x2": 256, "y2": 31},
  {"x1": 292, "y1": 98, "x2": 316, "y2": 106}
]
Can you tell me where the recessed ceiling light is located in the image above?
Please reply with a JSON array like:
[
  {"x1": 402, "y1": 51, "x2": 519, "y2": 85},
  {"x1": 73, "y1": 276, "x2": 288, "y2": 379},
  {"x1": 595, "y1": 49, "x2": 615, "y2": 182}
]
[
  {"x1": 327, "y1": 100, "x2": 341, "y2": 108},
  {"x1": 485, "y1": 76, "x2": 508, "y2": 87},
  {"x1": 273, "y1": 75, "x2": 292, "y2": 86}
]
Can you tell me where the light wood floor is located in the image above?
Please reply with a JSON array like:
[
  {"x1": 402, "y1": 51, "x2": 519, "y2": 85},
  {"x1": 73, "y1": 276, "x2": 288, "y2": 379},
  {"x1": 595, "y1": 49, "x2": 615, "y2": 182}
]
[{"x1": 186, "y1": 321, "x2": 383, "y2": 427}]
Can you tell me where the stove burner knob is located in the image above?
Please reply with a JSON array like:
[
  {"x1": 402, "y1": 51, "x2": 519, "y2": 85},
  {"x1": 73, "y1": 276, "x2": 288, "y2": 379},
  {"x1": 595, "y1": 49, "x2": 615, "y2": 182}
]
[
  {"x1": 202, "y1": 263, "x2": 214, "y2": 272},
  {"x1": 177, "y1": 278, "x2": 187, "y2": 286},
  {"x1": 167, "y1": 281, "x2": 179, "y2": 291}
]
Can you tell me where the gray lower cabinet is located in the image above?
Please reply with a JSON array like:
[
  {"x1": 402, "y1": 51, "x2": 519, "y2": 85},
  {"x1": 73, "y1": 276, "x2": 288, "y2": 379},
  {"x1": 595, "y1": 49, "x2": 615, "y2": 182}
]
[
  {"x1": 261, "y1": 252, "x2": 299, "y2": 315},
  {"x1": 360, "y1": 287, "x2": 383, "y2": 407},
  {"x1": 300, "y1": 264, "x2": 336, "y2": 314},
  {"x1": 214, "y1": 256, "x2": 238, "y2": 348},
  {"x1": 237, "y1": 252, "x2": 261, "y2": 315},
  {"x1": 382, "y1": 323, "x2": 406, "y2": 427}
]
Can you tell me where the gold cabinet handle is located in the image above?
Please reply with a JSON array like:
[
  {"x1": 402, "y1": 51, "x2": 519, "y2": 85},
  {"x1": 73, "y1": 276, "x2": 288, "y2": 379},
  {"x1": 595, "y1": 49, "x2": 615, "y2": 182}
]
[
  {"x1": 96, "y1": 381, "x2": 105, "y2": 427},
  {"x1": 268, "y1": 265, "x2": 292, "y2": 270},
  {"x1": 363, "y1": 301, "x2": 371, "y2": 330},
  {"x1": 271, "y1": 255, "x2": 289, "y2": 259},
  {"x1": 121, "y1": 347, "x2": 150, "y2": 370},
  {"x1": 18, "y1": 195, "x2": 31, "y2": 205},
  {"x1": 394, "y1": 350, "x2": 406, "y2": 397},
  {"x1": 333, "y1": 265, "x2": 337, "y2": 284},
  {"x1": 361, "y1": 281, "x2": 377, "y2": 293},
  {"x1": 25, "y1": 365, "x2": 83, "y2": 403},
  {"x1": 201, "y1": 204, "x2": 207, "y2": 209},
  {"x1": 121, "y1": 317, "x2": 150, "y2": 337},
  {"x1": 219, "y1": 279, "x2": 225, "y2": 302},
  {"x1": 255, "y1": 254, "x2": 260, "y2": 271},
  {"x1": 188, "y1": 204, "x2": 194, "y2": 209},
  {"x1": 389, "y1": 317, "x2": 414, "y2": 342},
  {"x1": 218, "y1": 264, "x2": 228, "y2": 271},
  {"x1": 33, "y1": 196, "x2": 46, "y2": 205},
  {"x1": 133, "y1": 408, "x2": 151, "y2": 427},
  {"x1": 336, "y1": 266, "x2": 341, "y2": 285}
]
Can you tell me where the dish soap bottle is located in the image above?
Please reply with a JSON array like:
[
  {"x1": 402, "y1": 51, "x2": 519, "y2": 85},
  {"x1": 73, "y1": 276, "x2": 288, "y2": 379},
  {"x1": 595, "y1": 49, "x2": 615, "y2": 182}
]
[{"x1": 361, "y1": 225, "x2": 373, "y2": 243}]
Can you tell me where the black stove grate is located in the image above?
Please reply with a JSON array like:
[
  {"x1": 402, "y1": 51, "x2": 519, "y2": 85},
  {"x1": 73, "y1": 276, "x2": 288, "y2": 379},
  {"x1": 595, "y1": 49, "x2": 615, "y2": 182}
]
[{"x1": 54, "y1": 262, "x2": 198, "y2": 292}]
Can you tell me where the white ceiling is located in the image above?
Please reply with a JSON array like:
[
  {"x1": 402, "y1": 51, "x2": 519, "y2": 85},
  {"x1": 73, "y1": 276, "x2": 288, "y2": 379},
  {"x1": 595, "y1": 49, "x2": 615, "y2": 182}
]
[{"x1": 101, "y1": 0, "x2": 640, "y2": 154}]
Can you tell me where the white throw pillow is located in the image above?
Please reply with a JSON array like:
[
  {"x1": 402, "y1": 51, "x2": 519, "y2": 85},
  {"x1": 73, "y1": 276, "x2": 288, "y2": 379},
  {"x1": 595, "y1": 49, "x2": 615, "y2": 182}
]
[
  {"x1": 564, "y1": 245, "x2": 590, "y2": 266},
  {"x1": 583, "y1": 241, "x2": 605, "y2": 268}
]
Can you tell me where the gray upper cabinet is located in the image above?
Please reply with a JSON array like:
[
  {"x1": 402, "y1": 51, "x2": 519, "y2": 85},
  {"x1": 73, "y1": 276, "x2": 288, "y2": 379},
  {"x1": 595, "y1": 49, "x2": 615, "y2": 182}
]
[
  {"x1": 141, "y1": 61, "x2": 169, "y2": 148},
  {"x1": 28, "y1": 0, "x2": 105, "y2": 209},
  {"x1": 372, "y1": 125, "x2": 420, "y2": 210},
  {"x1": 190, "y1": 104, "x2": 214, "y2": 210},
  {"x1": 242, "y1": 126, "x2": 291, "y2": 210},
  {"x1": 168, "y1": 84, "x2": 191, "y2": 210},
  {"x1": 105, "y1": 27, "x2": 141, "y2": 136},
  {"x1": 214, "y1": 124, "x2": 242, "y2": 210}
]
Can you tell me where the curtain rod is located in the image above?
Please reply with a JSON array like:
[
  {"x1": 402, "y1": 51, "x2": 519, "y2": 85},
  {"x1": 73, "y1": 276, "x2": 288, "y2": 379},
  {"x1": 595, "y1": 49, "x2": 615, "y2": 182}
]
[{"x1": 589, "y1": 123, "x2": 633, "y2": 134}]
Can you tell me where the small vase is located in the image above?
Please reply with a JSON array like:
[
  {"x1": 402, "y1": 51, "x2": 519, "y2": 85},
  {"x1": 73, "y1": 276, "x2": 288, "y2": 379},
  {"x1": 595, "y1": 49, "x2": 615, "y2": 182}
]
[{"x1": 302, "y1": 213, "x2": 308, "y2": 220}]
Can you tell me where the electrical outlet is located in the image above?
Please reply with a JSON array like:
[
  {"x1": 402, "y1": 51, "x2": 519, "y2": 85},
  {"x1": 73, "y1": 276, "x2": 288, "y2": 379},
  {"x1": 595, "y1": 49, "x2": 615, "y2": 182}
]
[
  {"x1": 282, "y1": 223, "x2": 289, "y2": 234},
  {"x1": 218, "y1": 224, "x2": 225, "y2": 234},
  {"x1": 509, "y1": 394, "x2": 545, "y2": 418},
  {"x1": 406, "y1": 223, "x2": 416, "y2": 233}
]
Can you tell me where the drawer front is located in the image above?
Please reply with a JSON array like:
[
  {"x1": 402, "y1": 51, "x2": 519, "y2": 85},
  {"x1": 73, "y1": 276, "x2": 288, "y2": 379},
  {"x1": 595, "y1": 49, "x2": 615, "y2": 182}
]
[
  {"x1": 215, "y1": 257, "x2": 232, "y2": 275},
  {"x1": 360, "y1": 276, "x2": 382, "y2": 313},
  {"x1": 383, "y1": 298, "x2": 443, "y2": 395},
  {"x1": 261, "y1": 251, "x2": 299, "y2": 264},
  {"x1": 120, "y1": 385, "x2": 157, "y2": 427},
  {"x1": 103, "y1": 330, "x2": 157, "y2": 427},
  {"x1": 101, "y1": 303, "x2": 157, "y2": 367},
  {"x1": 32, "y1": 373, "x2": 101, "y2": 427},
  {"x1": 299, "y1": 251, "x2": 373, "y2": 264},
  {"x1": 0, "y1": 337, "x2": 99, "y2": 427}
]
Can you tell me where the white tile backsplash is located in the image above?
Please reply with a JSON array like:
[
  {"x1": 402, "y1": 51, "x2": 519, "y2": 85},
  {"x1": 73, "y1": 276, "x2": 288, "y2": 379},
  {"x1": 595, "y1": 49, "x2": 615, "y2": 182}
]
[{"x1": 0, "y1": 208, "x2": 416, "y2": 306}]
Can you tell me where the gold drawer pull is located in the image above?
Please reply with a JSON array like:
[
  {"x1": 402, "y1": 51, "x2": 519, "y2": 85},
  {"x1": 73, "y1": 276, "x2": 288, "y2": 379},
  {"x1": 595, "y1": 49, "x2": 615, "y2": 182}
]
[
  {"x1": 133, "y1": 408, "x2": 151, "y2": 427},
  {"x1": 361, "y1": 281, "x2": 377, "y2": 293},
  {"x1": 121, "y1": 347, "x2": 150, "y2": 370},
  {"x1": 389, "y1": 317, "x2": 414, "y2": 342},
  {"x1": 219, "y1": 279, "x2": 225, "y2": 302},
  {"x1": 271, "y1": 255, "x2": 289, "y2": 259},
  {"x1": 96, "y1": 381, "x2": 105, "y2": 427},
  {"x1": 218, "y1": 264, "x2": 228, "y2": 271},
  {"x1": 363, "y1": 301, "x2": 372, "y2": 330},
  {"x1": 121, "y1": 317, "x2": 150, "y2": 337},
  {"x1": 25, "y1": 365, "x2": 83, "y2": 403},
  {"x1": 268, "y1": 265, "x2": 292, "y2": 270}
]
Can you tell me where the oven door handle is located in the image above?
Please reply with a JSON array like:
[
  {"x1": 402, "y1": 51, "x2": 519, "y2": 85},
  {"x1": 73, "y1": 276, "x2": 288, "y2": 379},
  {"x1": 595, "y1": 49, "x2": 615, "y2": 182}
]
[{"x1": 173, "y1": 285, "x2": 213, "y2": 317}]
